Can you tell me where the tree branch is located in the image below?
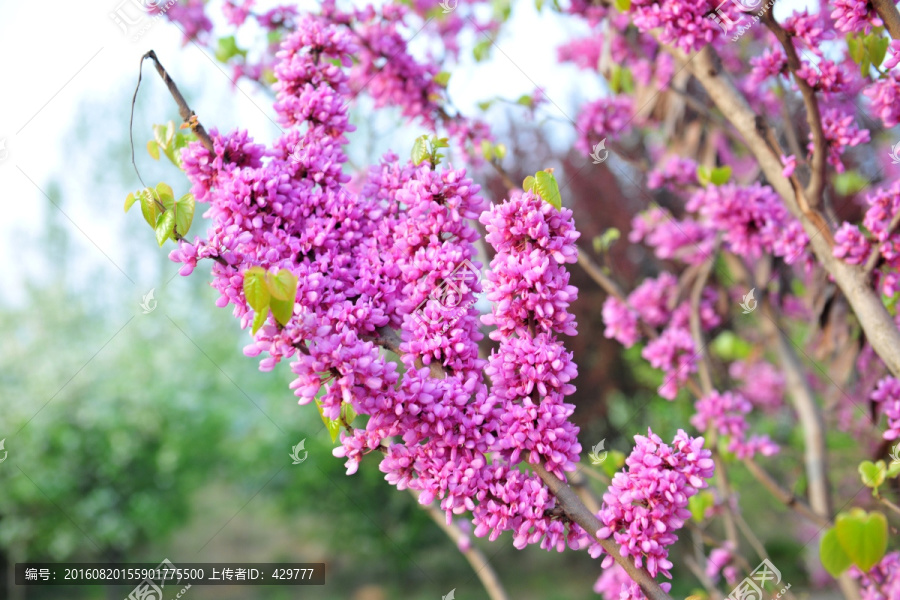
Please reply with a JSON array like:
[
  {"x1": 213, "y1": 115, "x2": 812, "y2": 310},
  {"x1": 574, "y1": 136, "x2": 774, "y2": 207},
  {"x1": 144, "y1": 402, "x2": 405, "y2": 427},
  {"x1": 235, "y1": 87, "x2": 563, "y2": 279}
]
[
  {"x1": 664, "y1": 43, "x2": 900, "y2": 380},
  {"x1": 872, "y1": 0, "x2": 900, "y2": 40},
  {"x1": 413, "y1": 491, "x2": 510, "y2": 600},
  {"x1": 531, "y1": 463, "x2": 673, "y2": 600},
  {"x1": 140, "y1": 50, "x2": 214, "y2": 153},
  {"x1": 761, "y1": 13, "x2": 826, "y2": 207}
]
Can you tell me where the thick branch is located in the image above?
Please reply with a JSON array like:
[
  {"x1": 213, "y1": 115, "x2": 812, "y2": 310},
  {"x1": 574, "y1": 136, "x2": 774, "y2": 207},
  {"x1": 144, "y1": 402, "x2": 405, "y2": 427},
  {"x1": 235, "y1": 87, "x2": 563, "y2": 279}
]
[
  {"x1": 532, "y1": 463, "x2": 673, "y2": 600},
  {"x1": 872, "y1": 0, "x2": 900, "y2": 39},
  {"x1": 666, "y1": 43, "x2": 900, "y2": 380}
]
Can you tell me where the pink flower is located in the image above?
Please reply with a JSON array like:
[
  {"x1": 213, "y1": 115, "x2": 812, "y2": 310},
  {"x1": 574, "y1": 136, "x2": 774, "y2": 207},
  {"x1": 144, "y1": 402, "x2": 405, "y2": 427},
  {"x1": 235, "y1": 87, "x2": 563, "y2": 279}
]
[
  {"x1": 871, "y1": 377, "x2": 900, "y2": 440},
  {"x1": 781, "y1": 154, "x2": 797, "y2": 178},
  {"x1": 596, "y1": 429, "x2": 715, "y2": 579},
  {"x1": 833, "y1": 223, "x2": 872, "y2": 265}
]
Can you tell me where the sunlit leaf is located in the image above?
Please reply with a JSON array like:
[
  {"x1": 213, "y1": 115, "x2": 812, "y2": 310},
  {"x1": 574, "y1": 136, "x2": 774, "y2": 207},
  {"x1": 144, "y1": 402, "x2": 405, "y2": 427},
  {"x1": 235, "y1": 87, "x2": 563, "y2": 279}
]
[
  {"x1": 820, "y1": 527, "x2": 852, "y2": 577},
  {"x1": 534, "y1": 170, "x2": 562, "y2": 210},
  {"x1": 243, "y1": 267, "x2": 271, "y2": 313}
]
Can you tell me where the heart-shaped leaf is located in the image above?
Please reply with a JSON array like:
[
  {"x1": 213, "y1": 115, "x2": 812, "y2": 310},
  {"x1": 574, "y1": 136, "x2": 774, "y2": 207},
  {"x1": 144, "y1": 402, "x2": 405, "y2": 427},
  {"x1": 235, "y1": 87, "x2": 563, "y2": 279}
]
[
  {"x1": 155, "y1": 211, "x2": 175, "y2": 246},
  {"x1": 243, "y1": 267, "x2": 271, "y2": 313},
  {"x1": 266, "y1": 269, "x2": 298, "y2": 302},
  {"x1": 250, "y1": 308, "x2": 268, "y2": 335},
  {"x1": 835, "y1": 509, "x2": 887, "y2": 572},
  {"x1": 411, "y1": 135, "x2": 430, "y2": 166},
  {"x1": 859, "y1": 460, "x2": 886, "y2": 488},
  {"x1": 534, "y1": 170, "x2": 562, "y2": 210},
  {"x1": 269, "y1": 296, "x2": 294, "y2": 326},
  {"x1": 820, "y1": 527, "x2": 852, "y2": 577}
]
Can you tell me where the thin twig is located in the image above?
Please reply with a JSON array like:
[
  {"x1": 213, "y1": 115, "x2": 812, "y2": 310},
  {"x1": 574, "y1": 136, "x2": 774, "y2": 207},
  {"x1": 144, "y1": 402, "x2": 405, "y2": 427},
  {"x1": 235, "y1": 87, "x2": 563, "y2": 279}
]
[{"x1": 413, "y1": 490, "x2": 510, "y2": 600}]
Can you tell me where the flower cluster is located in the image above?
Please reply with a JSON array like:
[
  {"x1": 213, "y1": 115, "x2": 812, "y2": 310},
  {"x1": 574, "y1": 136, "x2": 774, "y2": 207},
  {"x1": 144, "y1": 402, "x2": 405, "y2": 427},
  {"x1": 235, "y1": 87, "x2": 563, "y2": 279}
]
[
  {"x1": 833, "y1": 181, "x2": 900, "y2": 296},
  {"x1": 595, "y1": 429, "x2": 715, "y2": 579},
  {"x1": 849, "y1": 551, "x2": 900, "y2": 600},
  {"x1": 481, "y1": 191, "x2": 581, "y2": 479},
  {"x1": 870, "y1": 377, "x2": 900, "y2": 441},
  {"x1": 686, "y1": 182, "x2": 809, "y2": 263},
  {"x1": 602, "y1": 271, "x2": 721, "y2": 399},
  {"x1": 691, "y1": 390, "x2": 779, "y2": 459}
]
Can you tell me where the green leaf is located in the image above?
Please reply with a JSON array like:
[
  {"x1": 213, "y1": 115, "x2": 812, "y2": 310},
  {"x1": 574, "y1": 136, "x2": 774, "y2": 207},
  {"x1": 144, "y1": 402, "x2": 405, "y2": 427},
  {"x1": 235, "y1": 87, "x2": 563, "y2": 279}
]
[
  {"x1": 860, "y1": 53, "x2": 871, "y2": 76},
  {"x1": 251, "y1": 308, "x2": 268, "y2": 335},
  {"x1": 535, "y1": 0, "x2": 545, "y2": 11},
  {"x1": 165, "y1": 121, "x2": 175, "y2": 146},
  {"x1": 243, "y1": 267, "x2": 271, "y2": 313},
  {"x1": 147, "y1": 140, "x2": 160, "y2": 160},
  {"x1": 473, "y1": 39, "x2": 492, "y2": 62},
  {"x1": 341, "y1": 402, "x2": 357, "y2": 427},
  {"x1": 173, "y1": 193, "x2": 194, "y2": 237},
  {"x1": 610, "y1": 66, "x2": 623, "y2": 94},
  {"x1": 481, "y1": 139, "x2": 494, "y2": 161},
  {"x1": 266, "y1": 269, "x2": 298, "y2": 302},
  {"x1": 710, "y1": 331, "x2": 754, "y2": 361},
  {"x1": 434, "y1": 71, "x2": 451, "y2": 87},
  {"x1": 847, "y1": 34, "x2": 864, "y2": 63},
  {"x1": 315, "y1": 399, "x2": 342, "y2": 443},
  {"x1": 139, "y1": 189, "x2": 161, "y2": 228},
  {"x1": 835, "y1": 509, "x2": 887, "y2": 572},
  {"x1": 522, "y1": 175, "x2": 536, "y2": 192},
  {"x1": 620, "y1": 67, "x2": 634, "y2": 94},
  {"x1": 477, "y1": 100, "x2": 493, "y2": 111},
  {"x1": 710, "y1": 166, "x2": 732, "y2": 186},
  {"x1": 269, "y1": 296, "x2": 294, "y2": 326},
  {"x1": 833, "y1": 171, "x2": 868, "y2": 195},
  {"x1": 886, "y1": 460, "x2": 900, "y2": 479},
  {"x1": 411, "y1": 135, "x2": 430, "y2": 165},
  {"x1": 593, "y1": 228, "x2": 620, "y2": 253},
  {"x1": 534, "y1": 170, "x2": 562, "y2": 210},
  {"x1": 820, "y1": 527, "x2": 853, "y2": 577},
  {"x1": 215, "y1": 35, "x2": 246, "y2": 63},
  {"x1": 153, "y1": 124, "x2": 167, "y2": 147},
  {"x1": 868, "y1": 35, "x2": 889, "y2": 67},
  {"x1": 155, "y1": 211, "x2": 175, "y2": 247},
  {"x1": 697, "y1": 165, "x2": 712, "y2": 186},
  {"x1": 124, "y1": 192, "x2": 137, "y2": 213},
  {"x1": 859, "y1": 460, "x2": 887, "y2": 489},
  {"x1": 614, "y1": 0, "x2": 631, "y2": 11},
  {"x1": 494, "y1": 143, "x2": 507, "y2": 160},
  {"x1": 155, "y1": 182, "x2": 174, "y2": 203},
  {"x1": 597, "y1": 449, "x2": 623, "y2": 477},
  {"x1": 688, "y1": 491, "x2": 715, "y2": 523},
  {"x1": 516, "y1": 93, "x2": 534, "y2": 107}
]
